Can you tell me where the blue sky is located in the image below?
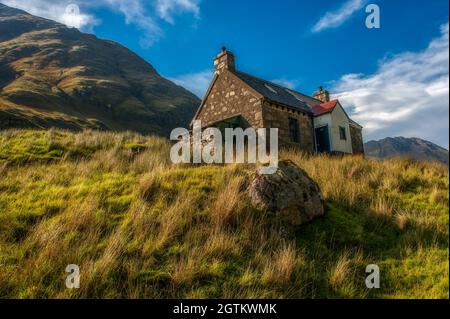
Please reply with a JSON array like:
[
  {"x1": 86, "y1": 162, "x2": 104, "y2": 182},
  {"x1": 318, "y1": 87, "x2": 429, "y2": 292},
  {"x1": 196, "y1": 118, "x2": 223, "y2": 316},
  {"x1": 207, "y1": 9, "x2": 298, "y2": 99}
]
[{"x1": 1, "y1": 0, "x2": 449, "y2": 147}]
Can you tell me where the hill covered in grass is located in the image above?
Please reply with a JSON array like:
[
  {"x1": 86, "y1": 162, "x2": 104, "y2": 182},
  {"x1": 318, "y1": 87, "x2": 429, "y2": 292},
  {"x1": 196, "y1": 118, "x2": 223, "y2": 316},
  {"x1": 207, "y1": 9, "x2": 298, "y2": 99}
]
[
  {"x1": 0, "y1": 3, "x2": 200, "y2": 135},
  {"x1": 0, "y1": 129, "x2": 448, "y2": 299}
]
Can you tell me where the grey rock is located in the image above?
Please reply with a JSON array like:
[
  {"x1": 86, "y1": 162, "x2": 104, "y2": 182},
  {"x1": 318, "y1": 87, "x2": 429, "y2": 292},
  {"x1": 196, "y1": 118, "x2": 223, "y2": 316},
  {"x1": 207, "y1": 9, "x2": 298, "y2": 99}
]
[{"x1": 245, "y1": 161, "x2": 325, "y2": 225}]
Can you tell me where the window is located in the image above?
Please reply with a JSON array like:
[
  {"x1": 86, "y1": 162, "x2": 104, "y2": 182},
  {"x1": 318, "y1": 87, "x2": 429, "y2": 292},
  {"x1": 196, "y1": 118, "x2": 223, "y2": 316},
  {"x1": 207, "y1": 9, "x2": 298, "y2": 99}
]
[
  {"x1": 339, "y1": 126, "x2": 347, "y2": 140},
  {"x1": 264, "y1": 84, "x2": 278, "y2": 94},
  {"x1": 286, "y1": 89, "x2": 305, "y2": 103},
  {"x1": 289, "y1": 118, "x2": 300, "y2": 143}
]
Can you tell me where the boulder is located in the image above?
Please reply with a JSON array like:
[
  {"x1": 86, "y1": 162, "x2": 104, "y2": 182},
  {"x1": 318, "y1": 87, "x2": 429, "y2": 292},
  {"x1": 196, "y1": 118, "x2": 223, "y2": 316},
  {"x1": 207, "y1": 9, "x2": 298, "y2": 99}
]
[{"x1": 244, "y1": 161, "x2": 325, "y2": 225}]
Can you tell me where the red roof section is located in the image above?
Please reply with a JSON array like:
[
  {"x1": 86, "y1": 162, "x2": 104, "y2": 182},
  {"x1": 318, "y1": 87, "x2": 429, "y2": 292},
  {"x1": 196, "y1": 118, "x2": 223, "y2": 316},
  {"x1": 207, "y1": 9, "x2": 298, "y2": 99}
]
[{"x1": 312, "y1": 99, "x2": 339, "y2": 116}]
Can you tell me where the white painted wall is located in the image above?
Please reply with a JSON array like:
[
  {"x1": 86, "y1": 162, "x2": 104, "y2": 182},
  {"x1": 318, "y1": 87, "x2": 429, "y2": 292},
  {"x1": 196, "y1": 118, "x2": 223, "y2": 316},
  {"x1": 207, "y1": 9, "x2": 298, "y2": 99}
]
[
  {"x1": 314, "y1": 113, "x2": 331, "y2": 128},
  {"x1": 329, "y1": 103, "x2": 353, "y2": 153},
  {"x1": 313, "y1": 102, "x2": 353, "y2": 154}
]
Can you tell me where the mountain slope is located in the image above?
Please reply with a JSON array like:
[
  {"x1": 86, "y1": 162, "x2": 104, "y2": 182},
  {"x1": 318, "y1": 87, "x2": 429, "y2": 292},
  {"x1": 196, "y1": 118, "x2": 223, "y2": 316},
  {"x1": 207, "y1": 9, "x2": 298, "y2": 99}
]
[
  {"x1": 0, "y1": 3, "x2": 200, "y2": 135},
  {"x1": 365, "y1": 137, "x2": 449, "y2": 165},
  {"x1": 0, "y1": 129, "x2": 448, "y2": 298}
]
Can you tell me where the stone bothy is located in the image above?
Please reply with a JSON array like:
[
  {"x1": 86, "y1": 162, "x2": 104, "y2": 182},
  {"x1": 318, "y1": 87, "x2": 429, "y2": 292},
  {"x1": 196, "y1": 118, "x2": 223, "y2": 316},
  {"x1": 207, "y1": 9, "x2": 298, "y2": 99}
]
[{"x1": 192, "y1": 48, "x2": 364, "y2": 155}]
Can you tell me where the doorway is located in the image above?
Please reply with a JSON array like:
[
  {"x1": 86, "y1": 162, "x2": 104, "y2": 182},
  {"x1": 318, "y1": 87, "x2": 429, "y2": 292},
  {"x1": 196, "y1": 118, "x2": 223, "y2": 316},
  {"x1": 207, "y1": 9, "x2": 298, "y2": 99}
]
[{"x1": 315, "y1": 125, "x2": 331, "y2": 153}]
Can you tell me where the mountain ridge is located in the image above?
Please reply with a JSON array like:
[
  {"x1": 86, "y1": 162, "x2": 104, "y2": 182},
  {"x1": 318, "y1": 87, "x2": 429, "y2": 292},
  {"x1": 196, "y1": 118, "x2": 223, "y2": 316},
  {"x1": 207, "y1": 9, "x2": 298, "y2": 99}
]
[
  {"x1": 0, "y1": 3, "x2": 200, "y2": 135},
  {"x1": 364, "y1": 136, "x2": 449, "y2": 165}
]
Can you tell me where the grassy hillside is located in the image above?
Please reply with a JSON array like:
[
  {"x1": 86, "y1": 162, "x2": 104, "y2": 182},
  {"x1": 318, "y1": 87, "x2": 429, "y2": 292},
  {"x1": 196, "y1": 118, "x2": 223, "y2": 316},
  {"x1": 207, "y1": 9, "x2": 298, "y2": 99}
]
[
  {"x1": 0, "y1": 129, "x2": 448, "y2": 299},
  {"x1": 0, "y1": 4, "x2": 200, "y2": 135}
]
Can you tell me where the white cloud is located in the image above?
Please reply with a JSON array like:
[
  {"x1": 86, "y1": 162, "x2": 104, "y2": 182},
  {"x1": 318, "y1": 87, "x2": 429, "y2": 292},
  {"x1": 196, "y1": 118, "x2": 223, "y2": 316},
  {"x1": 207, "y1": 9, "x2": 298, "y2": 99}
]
[
  {"x1": 333, "y1": 23, "x2": 449, "y2": 148},
  {"x1": 312, "y1": 0, "x2": 366, "y2": 33},
  {"x1": 102, "y1": 0, "x2": 163, "y2": 48},
  {"x1": 155, "y1": 0, "x2": 200, "y2": 24},
  {"x1": 168, "y1": 70, "x2": 212, "y2": 98},
  {"x1": 0, "y1": 0, "x2": 200, "y2": 47},
  {"x1": 0, "y1": 0, "x2": 100, "y2": 31}
]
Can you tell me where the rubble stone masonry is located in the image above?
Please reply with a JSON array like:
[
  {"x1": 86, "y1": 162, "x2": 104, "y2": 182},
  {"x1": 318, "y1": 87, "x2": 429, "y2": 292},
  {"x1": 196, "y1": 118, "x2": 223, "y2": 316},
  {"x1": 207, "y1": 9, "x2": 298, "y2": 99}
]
[
  {"x1": 195, "y1": 71, "x2": 264, "y2": 129},
  {"x1": 350, "y1": 125, "x2": 364, "y2": 155},
  {"x1": 262, "y1": 101, "x2": 315, "y2": 152}
]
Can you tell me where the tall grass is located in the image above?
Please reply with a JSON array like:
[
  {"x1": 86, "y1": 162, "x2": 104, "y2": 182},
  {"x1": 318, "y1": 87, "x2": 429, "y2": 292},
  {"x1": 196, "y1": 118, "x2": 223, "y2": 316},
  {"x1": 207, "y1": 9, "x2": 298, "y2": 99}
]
[{"x1": 0, "y1": 129, "x2": 448, "y2": 299}]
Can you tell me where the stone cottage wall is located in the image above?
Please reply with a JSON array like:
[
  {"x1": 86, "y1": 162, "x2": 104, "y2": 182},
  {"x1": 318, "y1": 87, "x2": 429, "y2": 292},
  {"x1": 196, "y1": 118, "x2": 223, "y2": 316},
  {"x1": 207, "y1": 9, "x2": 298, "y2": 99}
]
[
  {"x1": 195, "y1": 71, "x2": 263, "y2": 128},
  {"x1": 350, "y1": 125, "x2": 365, "y2": 155},
  {"x1": 262, "y1": 101, "x2": 315, "y2": 153}
]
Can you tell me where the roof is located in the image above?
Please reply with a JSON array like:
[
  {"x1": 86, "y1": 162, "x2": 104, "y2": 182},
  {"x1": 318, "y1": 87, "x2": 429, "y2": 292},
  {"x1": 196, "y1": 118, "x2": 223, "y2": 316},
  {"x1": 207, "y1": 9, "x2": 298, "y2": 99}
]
[
  {"x1": 312, "y1": 100, "x2": 364, "y2": 128},
  {"x1": 234, "y1": 71, "x2": 319, "y2": 114},
  {"x1": 312, "y1": 99, "x2": 339, "y2": 116},
  {"x1": 349, "y1": 119, "x2": 363, "y2": 128}
]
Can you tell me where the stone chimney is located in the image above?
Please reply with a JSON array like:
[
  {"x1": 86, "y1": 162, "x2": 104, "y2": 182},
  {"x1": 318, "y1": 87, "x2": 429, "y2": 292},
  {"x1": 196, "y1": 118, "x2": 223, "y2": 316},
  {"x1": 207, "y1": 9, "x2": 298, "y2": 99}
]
[
  {"x1": 214, "y1": 47, "x2": 235, "y2": 74},
  {"x1": 313, "y1": 86, "x2": 330, "y2": 103}
]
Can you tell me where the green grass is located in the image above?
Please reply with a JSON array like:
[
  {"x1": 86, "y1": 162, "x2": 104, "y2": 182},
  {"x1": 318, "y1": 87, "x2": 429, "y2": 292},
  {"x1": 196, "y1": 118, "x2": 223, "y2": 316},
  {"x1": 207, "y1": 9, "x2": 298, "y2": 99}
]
[{"x1": 0, "y1": 129, "x2": 448, "y2": 299}]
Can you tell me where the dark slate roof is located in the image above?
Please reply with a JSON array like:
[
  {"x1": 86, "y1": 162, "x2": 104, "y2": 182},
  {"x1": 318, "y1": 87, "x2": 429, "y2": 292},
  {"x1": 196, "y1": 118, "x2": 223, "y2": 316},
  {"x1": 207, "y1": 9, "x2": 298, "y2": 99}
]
[{"x1": 235, "y1": 71, "x2": 319, "y2": 114}]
